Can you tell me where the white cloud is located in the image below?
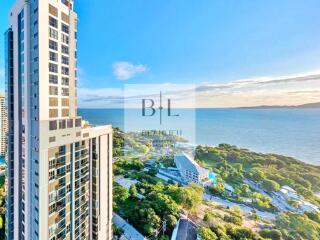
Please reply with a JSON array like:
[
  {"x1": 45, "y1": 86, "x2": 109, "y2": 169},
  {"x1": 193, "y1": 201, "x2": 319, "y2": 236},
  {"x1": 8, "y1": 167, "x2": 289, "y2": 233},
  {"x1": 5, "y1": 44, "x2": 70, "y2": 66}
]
[
  {"x1": 76, "y1": 71, "x2": 320, "y2": 108},
  {"x1": 78, "y1": 88, "x2": 124, "y2": 108},
  {"x1": 112, "y1": 61, "x2": 147, "y2": 80}
]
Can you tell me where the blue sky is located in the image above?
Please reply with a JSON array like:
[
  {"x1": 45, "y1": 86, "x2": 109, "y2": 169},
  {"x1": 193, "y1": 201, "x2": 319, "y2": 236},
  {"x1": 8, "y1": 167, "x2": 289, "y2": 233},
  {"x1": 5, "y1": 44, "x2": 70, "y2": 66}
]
[{"x1": 1, "y1": 0, "x2": 320, "y2": 107}]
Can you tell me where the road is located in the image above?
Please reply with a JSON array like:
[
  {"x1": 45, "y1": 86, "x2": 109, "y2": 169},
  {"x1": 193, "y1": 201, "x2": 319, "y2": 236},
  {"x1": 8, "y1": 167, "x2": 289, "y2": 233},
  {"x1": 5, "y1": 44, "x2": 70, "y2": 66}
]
[
  {"x1": 244, "y1": 179, "x2": 296, "y2": 212},
  {"x1": 204, "y1": 193, "x2": 277, "y2": 220}
]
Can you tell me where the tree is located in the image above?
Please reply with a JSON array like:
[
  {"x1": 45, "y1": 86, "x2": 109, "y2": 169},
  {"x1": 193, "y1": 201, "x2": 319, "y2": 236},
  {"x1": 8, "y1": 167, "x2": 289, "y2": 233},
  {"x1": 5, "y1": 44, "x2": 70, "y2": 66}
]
[
  {"x1": 165, "y1": 184, "x2": 203, "y2": 210},
  {"x1": 275, "y1": 212, "x2": 320, "y2": 240},
  {"x1": 262, "y1": 179, "x2": 280, "y2": 192},
  {"x1": 129, "y1": 184, "x2": 138, "y2": 198},
  {"x1": 249, "y1": 168, "x2": 265, "y2": 182},
  {"x1": 152, "y1": 193, "x2": 180, "y2": 217},
  {"x1": 197, "y1": 227, "x2": 218, "y2": 240},
  {"x1": 166, "y1": 215, "x2": 177, "y2": 229},
  {"x1": 113, "y1": 185, "x2": 129, "y2": 210},
  {"x1": 260, "y1": 229, "x2": 283, "y2": 240},
  {"x1": 209, "y1": 180, "x2": 225, "y2": 195}
]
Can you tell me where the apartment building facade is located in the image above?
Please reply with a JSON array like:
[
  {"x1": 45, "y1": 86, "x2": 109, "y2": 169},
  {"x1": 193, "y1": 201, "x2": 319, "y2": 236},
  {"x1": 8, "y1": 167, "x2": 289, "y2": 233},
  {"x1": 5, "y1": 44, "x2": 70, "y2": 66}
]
[
  {"x1": 0, "y1": 93, "x2": 7, "y2": 156},
  {"x1": 5, "y1": 0, "x2": 113, "y2": 239}
]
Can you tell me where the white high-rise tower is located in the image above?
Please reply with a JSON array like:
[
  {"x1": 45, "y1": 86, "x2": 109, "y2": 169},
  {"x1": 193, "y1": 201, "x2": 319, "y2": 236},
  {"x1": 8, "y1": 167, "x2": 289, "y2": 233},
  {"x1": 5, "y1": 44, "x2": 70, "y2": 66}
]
[
  {"x1": 0, "y1": 93, "x2": 7, "y2": 157},
  {"x1": 5, "y1": 1, "x2": 113, "y2": 239}
]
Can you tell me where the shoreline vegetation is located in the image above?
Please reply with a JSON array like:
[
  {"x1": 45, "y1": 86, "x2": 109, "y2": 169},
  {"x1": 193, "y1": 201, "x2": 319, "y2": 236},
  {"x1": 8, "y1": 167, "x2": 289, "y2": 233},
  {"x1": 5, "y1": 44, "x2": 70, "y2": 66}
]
[
  {"x1": 112, "y1": 128, "x2": 320, "y2": 240},
  {"x1": 195, "y1": 144, "x2": 320, "y2": 205}
]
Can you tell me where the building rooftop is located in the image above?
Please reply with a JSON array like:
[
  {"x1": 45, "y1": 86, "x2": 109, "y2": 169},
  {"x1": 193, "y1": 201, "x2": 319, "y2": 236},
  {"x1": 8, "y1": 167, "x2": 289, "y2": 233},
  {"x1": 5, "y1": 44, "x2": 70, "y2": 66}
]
[
  {"x1": 171, "y1": 218, "x2": 197, "y2": 240},
  {"x1": 281, "y1": 185, "x2": 296, "y2": 193},
  {"x1": 174, "y1": 152, "x2": 208, "y2": 176}
]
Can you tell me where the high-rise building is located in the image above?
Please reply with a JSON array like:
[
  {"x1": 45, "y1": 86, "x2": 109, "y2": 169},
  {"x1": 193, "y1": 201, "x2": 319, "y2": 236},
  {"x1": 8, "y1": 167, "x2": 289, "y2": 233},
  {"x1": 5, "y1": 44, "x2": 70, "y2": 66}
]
[
  {"x1": 5, "y1": 1, "x2": 113, "y2": 239},
  {"x1": 0, "y1": 93, "x2": 7, "y2": 156}
]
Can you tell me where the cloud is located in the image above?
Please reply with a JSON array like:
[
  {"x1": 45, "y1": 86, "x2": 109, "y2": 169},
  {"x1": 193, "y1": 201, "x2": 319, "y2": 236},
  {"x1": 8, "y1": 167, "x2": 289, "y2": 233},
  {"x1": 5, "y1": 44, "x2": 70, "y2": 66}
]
[
  {"x1": 77, "y1": 71, "x2": 320, "y2": 108},
  {"x1": 196, "y1": 72, "x2": 320, "y2": 93},
  {"x1": 112, "y1": 61, "x2": 147, "y2": 80},
  {"x1": 78, "y1": 88, "x2": 124, "y2": 108}
]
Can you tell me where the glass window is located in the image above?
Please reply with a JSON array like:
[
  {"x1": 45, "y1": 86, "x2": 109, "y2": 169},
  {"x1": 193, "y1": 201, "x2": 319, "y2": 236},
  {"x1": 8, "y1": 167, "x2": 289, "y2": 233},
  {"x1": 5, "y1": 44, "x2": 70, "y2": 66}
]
[
  {"x1": 59, "y1": 120, "x2": 66, "y2": 129},
  {"x1": 49, "y1": 51, "x2": 57, "y2": 62},
  {"x1": 67, "y1": 119, "x2": 73, "y2": 128},
  {"x1": 49, "y1": 75, "x2": 58, "y2": 84},
  {"x1": 49, "y1": 16, "x2": 58, "y2": 28},
  {"x1": 61, "y1": 23, "x2": 69, "y2": 34},
  {"x1": 62, "y1": 88, "x2": 69, "y2": 96},
  {"x1": 49, "y1": 40, "x2": 57, "y2": 50},
  {"x1": 61, "y1": 56, "x2": 69, "y2": 65},
  {"x1": 75, "y1": 118, "x2": 81, "y2": 127},
  {"x1": 62, "y1": 77, "x2": 69, "y2": 86},
  {"x1": 62, "y1": 34, "x2": 69, "y2": 44},
  {"x1": 49, "y1": 120, "x2": 57, "y2": 130},
  {"x1": 49, "y1": 86, "x2": 58, "y2": 95},
  {"x1": 49, "y1": 28, "x2": 58, "y2": 39},
  {"x1": 61, "y1": 67, "x2": 69, "y2": 75},
  {"x1": 61, "y1": 45, "x2": 69, "y2": 54},
  {"x1": 49, "y1": 63, "x2": 58, "y2": 73}
]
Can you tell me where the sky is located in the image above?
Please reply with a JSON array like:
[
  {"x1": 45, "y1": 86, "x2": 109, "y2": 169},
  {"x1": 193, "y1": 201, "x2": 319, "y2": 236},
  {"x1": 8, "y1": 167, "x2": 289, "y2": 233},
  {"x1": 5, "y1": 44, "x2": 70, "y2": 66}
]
[{"x1": 1, "y1": 0, "x2": 320, "y2": 107}]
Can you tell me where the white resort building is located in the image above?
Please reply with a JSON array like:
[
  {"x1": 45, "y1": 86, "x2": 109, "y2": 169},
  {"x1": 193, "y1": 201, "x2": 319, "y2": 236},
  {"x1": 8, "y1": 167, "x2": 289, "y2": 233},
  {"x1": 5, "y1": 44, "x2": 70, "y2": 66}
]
[{"x1": 174, "y1": 152, "x2": 211, "y2": 186}]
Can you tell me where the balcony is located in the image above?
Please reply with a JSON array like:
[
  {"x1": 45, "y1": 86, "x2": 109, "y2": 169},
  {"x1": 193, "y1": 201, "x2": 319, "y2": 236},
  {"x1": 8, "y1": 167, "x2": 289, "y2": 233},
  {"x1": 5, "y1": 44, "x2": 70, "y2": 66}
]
[
  {"x1": 56, "y1": 159, "x2": 66, "y2": 167},
  {"x1": 55, "y1": 212, "x2": 66, "y2": 223},
  {"x1": 56, "y1": 171, "x2": 66, "y2": 179},
  {"x1": 75, "y1": 144, "x2": 87, "y2": 151}
]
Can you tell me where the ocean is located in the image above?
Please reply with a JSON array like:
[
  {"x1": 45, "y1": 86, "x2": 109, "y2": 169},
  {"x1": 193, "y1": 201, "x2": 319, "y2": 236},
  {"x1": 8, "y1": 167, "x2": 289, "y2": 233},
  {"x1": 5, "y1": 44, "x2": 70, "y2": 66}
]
[{"x1": 78, "y1": 108, "x2": 320, "y2": 166}]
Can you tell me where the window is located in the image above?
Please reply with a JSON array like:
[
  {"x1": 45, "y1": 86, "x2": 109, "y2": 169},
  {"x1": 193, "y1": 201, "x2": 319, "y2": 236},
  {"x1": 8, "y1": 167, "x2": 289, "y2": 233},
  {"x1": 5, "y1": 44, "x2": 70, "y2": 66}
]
[
  {"x1": 61, "y1": 56, "x2": 69, "y2": 65},
  {"x1": 49, "y1": 63, "x2": 58, "y2": 73},
  {"x1": 61, "y1": 45, "x2": 69, "y2": 54},
  {"x1": 49, "y1": 98, "x2": 58, "y2": 107},
  {"x1": 59, "y1": 120, "x2": 66, "y2": 129},
  {"x1": 49, "y1": 136, "x2": 56, "y2": 143},
  {"x1": 62, "y1": 34, "x2": 69, "y2": 44},
  {"x1": 49, "y1": 51, "x2": 57, "y2": 62},
  {"x1": 61, "y1": 23, "x2": 69, "y2": 34},
  {"x1": 49, "y1": 193, "x2": 56, "y2": 205},
  {"x1": 62, "y1": 109, "x2": 69, "y2": 117},
  {"x1": 62, "y1": 88, "x2": 69, "y2": 96},
  {"x1": 49, "y1": 74, "x2": 58, "y2": 84},
  {"x1": 49, "y1": 4, "x2": 58, "y2": 17},
  {"x1": 49, "y1": 120, "x2": 57, "y2": 131},
  {"x1": 61, "y1": 67, "x2": 69, "y2": 75},
  {"x1": 49, "y1": 16, "x2": 57, "y2": 28},
  {"x1": 49, "y1": 86, "x2": 58, "y2": 95},
  {"x1": 49, "y1": 28, "x2": 58, "y2": 39},
  {"x1": 49, "y1": 171, "x2": 55, "y2": 181},
  {"x1": 61, "y1": 12, "x2": 69, "y2": 23},
  {"x1": 75, "y1": 118, "x2": 81, "y2": 127},
  {"x1": 67, "y1": 119, "x2": 73, "y2": 128},
  {"x1": 62, "y1": 77, "x2": 69, "y2": 86},
  {"x1": 62, "y1": 98, "x2": 69, "y2": 106},
  {"x1": 49, "y1": 40, "x2": 57, "y2": 50},
  {"x1": 49, "y1": 203, "x2": 56, "y2": 214}
]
